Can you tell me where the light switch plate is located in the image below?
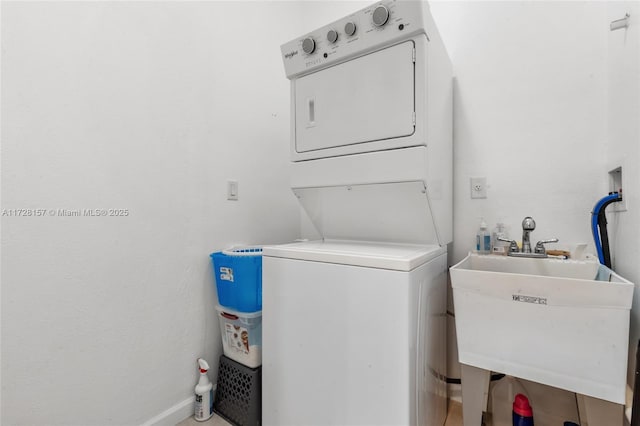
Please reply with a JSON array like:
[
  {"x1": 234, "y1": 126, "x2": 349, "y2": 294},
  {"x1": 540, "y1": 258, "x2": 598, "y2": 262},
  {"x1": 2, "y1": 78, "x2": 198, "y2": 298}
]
[{"x1": 227, "y1": 180, "x2": 238, "y2": 201}]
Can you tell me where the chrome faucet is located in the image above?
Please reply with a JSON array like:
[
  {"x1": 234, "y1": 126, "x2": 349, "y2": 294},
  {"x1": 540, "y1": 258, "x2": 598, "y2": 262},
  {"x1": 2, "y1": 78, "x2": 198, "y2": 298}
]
[
  {"x1": 498, "y1": 216, "x2": 559, "y2": 258},
  {"x1": 521, "y1": 216, "x2": 536, "y2": 253}
]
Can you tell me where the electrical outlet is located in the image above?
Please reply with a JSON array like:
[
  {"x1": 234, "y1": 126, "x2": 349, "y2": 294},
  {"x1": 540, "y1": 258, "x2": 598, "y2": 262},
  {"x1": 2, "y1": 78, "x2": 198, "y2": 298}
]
[
  {"x1": 227, "y1": 180, "x2": 238, "y2": 201},
  {"x1": 470, "y1": 177, "x2": 487, "y2": 199}
]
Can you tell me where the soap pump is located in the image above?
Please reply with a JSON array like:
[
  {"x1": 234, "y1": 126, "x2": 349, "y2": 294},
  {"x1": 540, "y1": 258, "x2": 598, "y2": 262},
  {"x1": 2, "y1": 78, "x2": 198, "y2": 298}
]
[
  {"x1": 476, "y1": 218, "x2": 490, "y2": 254},
  {"x1": 194, "y1": 358, "x2": 214, "y2": 422},
  {"x1": 492, "y1": 222, "x2": 509, "y2": 255}
]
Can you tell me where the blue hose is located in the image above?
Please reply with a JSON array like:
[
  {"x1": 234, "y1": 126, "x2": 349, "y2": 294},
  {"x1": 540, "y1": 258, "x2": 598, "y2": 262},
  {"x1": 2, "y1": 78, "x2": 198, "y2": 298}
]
[{"x1": 592, "y1": 193, "x2": 622, "y2": 264}]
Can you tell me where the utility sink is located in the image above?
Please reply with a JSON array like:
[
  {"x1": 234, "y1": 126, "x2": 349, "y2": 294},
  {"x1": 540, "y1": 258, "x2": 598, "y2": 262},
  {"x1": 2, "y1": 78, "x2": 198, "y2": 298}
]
[{"x1": 450, "y1": 253, "x2": 634, "y2": 404}]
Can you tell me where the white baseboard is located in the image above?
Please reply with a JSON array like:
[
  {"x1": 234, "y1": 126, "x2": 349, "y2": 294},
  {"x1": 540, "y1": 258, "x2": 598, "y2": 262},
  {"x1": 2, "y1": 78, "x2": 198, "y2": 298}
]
[
  {"x1": 447, "y1": 383, "x2": 462, "y2": 403},
  {"x1": 141, "y1": 397, "x2": 194, "y2": 426}
]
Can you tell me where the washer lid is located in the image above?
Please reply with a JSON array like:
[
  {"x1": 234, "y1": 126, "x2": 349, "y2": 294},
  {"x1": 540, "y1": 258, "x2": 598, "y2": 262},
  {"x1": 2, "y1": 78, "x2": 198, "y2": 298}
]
[
  {"x1": 293, "y1": 180, "x2": 442, "y2": 246},
  {"x1": 263, "y1": 239, "x2": 445, "y2": 271}
]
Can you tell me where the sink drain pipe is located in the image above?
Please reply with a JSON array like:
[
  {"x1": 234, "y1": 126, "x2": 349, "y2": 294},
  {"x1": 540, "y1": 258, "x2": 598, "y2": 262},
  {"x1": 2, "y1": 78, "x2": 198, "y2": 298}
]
[{"x1": 591, "y1": 192, "x2": 622, "y2": 268}]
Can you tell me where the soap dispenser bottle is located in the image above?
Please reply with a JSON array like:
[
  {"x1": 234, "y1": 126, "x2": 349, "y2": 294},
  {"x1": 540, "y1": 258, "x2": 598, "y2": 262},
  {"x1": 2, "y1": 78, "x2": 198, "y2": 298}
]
[
  {"x1": 492, "y1": 222, "x2": 509, "y2": 255},
  {"x1": 476, "y1": 219, "x2": 490, "y2": 254}
]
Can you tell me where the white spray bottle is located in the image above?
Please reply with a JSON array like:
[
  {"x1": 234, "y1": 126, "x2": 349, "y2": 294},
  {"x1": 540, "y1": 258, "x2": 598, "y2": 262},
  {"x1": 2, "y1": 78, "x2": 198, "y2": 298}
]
[{"x1": 194, "y1": 358, "x2": 214, "y2": 421}]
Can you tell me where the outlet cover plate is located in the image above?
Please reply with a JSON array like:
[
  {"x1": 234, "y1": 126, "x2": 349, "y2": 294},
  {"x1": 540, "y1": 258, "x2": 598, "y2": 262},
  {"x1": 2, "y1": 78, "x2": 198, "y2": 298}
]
[{"x1": 470, "y1": 177, "x2": 487, "y2": 199}]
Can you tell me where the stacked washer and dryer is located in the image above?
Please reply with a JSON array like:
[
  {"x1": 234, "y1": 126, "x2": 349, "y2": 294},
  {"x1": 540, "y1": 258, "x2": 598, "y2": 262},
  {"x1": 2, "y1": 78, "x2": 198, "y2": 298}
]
[{"x1": 263, "y1": 1, "x2": 452, "y2": 425}]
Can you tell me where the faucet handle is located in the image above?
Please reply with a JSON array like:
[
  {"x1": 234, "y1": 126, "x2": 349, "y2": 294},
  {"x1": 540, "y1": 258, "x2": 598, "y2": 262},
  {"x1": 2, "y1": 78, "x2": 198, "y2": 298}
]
[
  {"x1": 534, "y1": 238, "x2": 559, "y2": 254},
  {"x1": 498, "y1": 237, "x2": 519, "y2": 253}
]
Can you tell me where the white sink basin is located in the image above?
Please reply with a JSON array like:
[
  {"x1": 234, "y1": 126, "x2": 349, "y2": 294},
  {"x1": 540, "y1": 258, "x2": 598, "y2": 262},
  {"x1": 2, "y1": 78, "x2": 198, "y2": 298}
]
[
  {"x1": 462, "y1": 253, "x2": 600, "y2": 279},
  {"x1": 450, "y1": 253, "x2": 634, "y2": 404}
]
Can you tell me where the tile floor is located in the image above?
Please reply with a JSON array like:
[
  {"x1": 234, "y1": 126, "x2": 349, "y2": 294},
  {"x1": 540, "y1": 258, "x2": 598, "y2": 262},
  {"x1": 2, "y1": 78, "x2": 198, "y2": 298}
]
[
  {"x1": 178, "y1": 413, "x2": 230, "y2": 426},
  {"x1": 444, "y1": 401, "x2": 463, "y2": 426},
  {"x1": 177, "y1": 400, "x2": 464, "y2": 426}
]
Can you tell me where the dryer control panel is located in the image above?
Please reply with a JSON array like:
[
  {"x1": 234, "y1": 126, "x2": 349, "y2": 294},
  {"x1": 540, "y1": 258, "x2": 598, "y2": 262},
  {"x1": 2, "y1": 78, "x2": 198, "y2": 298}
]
[{"x1": 281, "y1": 0, "x2": 432, "y2": 79}]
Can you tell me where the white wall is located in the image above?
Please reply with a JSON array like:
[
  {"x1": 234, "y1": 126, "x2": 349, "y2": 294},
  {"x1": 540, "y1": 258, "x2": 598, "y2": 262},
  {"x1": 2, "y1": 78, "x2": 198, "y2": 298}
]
[
  {"x1": 1, "y1": 2, "x2": 302, "y2": 424},
  {"x1": 430, "y1": 1, "x2": 608, "y2": 263},
  {"x1": 605, "y1": 0, "x2": 640, "y2": 385},
  {"x1": 428, "y1": 0, "x2": 610, "y2": 398}
]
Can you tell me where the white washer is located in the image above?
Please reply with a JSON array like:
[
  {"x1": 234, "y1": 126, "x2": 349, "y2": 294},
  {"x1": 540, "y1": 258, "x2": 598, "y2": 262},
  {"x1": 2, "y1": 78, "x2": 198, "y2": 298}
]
[
  {"x1": 264, "y1": 1, "x2": 452, "y2": 424},
  {"x1": 263, "y1": 240, "x2": 448, "y2": 426}
]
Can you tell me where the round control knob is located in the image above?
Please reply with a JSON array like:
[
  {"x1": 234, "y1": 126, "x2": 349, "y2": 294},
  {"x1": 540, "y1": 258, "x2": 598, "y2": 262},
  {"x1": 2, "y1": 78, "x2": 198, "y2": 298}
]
[
  {"x1": 327, "y1": 29, "x2": 339, "y2": 44},
  {"x1": 372, "y1": 5, "x2": 390, "y2": 27},
  {"x1": 302, "y1": 37, "x2": 316, "y2": 54},
  {"x1": 344, "y1": 21, "x2": 357, "y2": 36}
]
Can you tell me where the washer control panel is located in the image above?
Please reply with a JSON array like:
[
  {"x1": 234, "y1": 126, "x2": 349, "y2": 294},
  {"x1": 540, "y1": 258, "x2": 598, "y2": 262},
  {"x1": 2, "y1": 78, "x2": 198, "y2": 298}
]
[{"x1": 281, "y1": 0, "x2": 430, "y2": 79}]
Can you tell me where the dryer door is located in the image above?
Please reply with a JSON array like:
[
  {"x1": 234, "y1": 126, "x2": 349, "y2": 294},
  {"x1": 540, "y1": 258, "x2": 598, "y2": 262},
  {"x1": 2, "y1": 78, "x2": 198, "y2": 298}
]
[{"x1": 294, "y1": 40, "x2": 415, "y2": 154}]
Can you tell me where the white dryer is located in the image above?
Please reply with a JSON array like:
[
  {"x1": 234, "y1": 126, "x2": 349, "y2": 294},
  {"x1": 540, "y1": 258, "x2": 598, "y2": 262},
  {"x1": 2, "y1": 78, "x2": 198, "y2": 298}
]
[{"x1": 263, "y1": 1, "x2": 452, "y2": 425}]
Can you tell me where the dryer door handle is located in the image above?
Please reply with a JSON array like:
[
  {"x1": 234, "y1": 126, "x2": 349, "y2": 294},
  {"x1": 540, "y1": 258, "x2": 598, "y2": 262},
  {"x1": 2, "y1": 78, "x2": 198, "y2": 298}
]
[{"x1": 307, "y1": 97, "x2": 315, "y2": 126}]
